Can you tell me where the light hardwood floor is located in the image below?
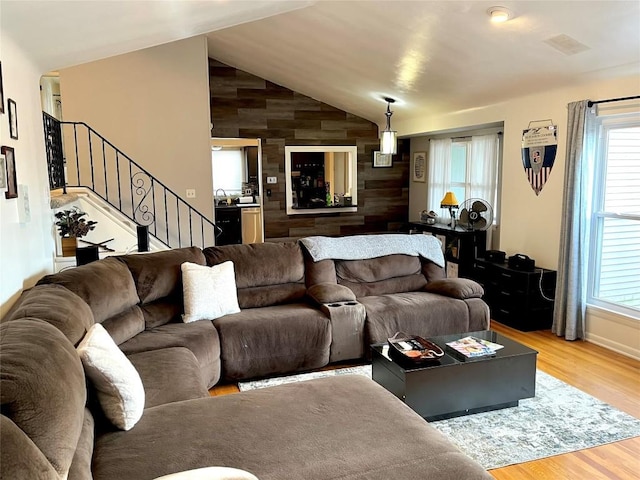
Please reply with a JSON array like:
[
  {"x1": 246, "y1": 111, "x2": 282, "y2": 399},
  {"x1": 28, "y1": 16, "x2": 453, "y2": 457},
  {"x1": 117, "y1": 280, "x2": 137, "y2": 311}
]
[
  {"x1": 209, "y1": 321, "x2": 640, "y2": 479},
  {"x1": 488, "y1": 322, "x2": 640, "y2": 480}
]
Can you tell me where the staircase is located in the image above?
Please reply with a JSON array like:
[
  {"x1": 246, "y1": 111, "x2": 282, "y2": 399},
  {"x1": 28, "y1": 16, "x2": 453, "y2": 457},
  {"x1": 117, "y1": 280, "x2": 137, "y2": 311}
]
[{"x1": 43, "y1": 113, "x2": 220, "y2": 249}]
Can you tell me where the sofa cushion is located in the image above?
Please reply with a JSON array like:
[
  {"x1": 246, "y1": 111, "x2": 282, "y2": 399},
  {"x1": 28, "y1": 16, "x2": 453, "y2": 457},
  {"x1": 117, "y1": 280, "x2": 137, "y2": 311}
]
[
  {"x1": 141, "y1": 298, "x2": 183, "y2": 329},
  {"x1": 116, "y1": 247, "x2": 205, "y2": 304},
  {"x1": 92, "y1": 376, "x2": 492, "y2": 480},
  {"x1": 204, "y1": 242, "x2": 304, "y2": 285},
  {"x1": 128, "y1": 348, "x2": 209, "y2": 409},
  {"x1": 359, "y1": 292, "x2": 471, "y2": 345},
  {"x1": 0, "y1": 416, "x2": 59, "y2": 480},
  {"x1": 422, "y1": 259, "x2": 446, "y2": 282},
  {"x1": 182, "y1": 261, "x2": 240, "y2": 322},
  {"x1": 336, "y1": 255, "x2": 422, "y2": 283},
  {"x1": 303, "y1": 256, "x2": 337, "y2": 287},
  {"x1": 307, "y1": 283, "x2": 356, "y2": 304},
  {"x1": 119, "y1": 321, "x2": 221, "y2": 389},
  {"x1": 101, "y1": 305, "x2": 145, "y2": 345},
  {"x1": 37, "y1": 257, "x2": 139, "y2": 324},
  {"x1": 68, "y1": 408, "x2": 95, "y2": 480},
  {"x1": 214, "y1": 304, "x2": 330, "y2": 381},
  {"x1": 2, "y1": 283, "x2": 94, "y2": 346},
  {"x1": 204, "y1": 243, "x2": 307, "y2": 309},
  {"x1": 236, "y1": 283, "x2": 307, "y2": 309},
  {"x1": 77, "y1": 324, "x2": 145, "y2": 431},
  {"x1": 425, "y1": 278, "x2": 484, "y2": 299},
  {"x1": 340, "y1": 275, "x2": 428, "y2": 298},
  {"x1": 0, "y1": 319, "x2": 86, "y2": 479},
  {"x1": 336, "y1": 255, "x2": 428, "y2": 297}
]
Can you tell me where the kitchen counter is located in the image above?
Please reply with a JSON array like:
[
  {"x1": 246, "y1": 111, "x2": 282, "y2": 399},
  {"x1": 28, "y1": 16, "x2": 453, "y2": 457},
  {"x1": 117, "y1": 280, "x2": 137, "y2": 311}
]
[{"x1": 215, "y1": 203, "x2": 260, "y2": 209}]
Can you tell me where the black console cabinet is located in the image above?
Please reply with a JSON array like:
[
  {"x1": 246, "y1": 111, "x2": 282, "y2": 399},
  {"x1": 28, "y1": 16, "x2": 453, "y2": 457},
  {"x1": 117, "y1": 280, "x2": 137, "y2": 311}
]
[
  {"x1": 409, "y1": 222, "x2": 486, "y2": 279},
  {"x1": 470, "y1": 258, "x2": 556, "y2": 331}
]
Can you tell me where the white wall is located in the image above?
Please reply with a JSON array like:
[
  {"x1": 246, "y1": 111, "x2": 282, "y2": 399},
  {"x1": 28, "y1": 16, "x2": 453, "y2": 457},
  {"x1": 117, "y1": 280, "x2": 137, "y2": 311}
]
[
  {"x1": 400, "y1": 73, "x2": 640, "y2": 358},
  {"x1": 59, "y1": 36, "x2": 213, "y2": 217},
  {"x1": 0, "y1": 35, "x2": 55, "y2": 315}
]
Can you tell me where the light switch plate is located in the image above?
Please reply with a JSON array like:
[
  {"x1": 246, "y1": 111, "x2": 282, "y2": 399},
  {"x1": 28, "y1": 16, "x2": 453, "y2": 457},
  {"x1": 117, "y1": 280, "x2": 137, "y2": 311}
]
[{"x1": 266, "y1": 176, "x2": 277, "y2": 184}]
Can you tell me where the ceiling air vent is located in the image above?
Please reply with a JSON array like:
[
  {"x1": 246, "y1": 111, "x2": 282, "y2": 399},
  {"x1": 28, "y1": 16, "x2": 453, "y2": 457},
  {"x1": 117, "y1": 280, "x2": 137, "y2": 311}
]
[{"x1": 543, "y1": 34, "x2": 590, "y2": 55}]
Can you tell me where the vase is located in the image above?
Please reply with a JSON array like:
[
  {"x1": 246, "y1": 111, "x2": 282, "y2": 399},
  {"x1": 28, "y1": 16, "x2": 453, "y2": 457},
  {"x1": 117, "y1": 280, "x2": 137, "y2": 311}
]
[{"x1": 61, "y1": 236, "x2": 77, "y2": 257}]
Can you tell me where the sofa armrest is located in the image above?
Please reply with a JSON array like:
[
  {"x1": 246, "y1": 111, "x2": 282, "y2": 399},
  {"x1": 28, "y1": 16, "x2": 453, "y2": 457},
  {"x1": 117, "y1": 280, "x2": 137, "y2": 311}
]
[
  {"x1": 424, "y1": 278, "x2": 484, "y2": 299},
  {"x1": 307, "y1": 283, "x2": 356, "y2": 305}
]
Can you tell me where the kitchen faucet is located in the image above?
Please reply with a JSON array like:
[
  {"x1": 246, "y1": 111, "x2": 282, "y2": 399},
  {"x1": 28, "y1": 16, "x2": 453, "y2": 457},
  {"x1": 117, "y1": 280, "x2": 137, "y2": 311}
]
[{"x1": 215, "y1": 188, "x2": 231, "y2": 205}]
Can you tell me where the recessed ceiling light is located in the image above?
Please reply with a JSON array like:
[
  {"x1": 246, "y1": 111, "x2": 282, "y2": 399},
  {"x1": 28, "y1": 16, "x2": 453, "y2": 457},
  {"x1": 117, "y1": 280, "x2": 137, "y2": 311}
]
[{"x1": 487, "y1": 6, "x2": 511, "y2": 23}]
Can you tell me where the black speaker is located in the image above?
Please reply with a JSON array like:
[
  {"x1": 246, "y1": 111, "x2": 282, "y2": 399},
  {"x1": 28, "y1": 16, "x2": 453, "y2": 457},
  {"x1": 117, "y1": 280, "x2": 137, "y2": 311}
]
[
  {"x1": 137, "y1": 225, "x2": 149, "y2": 252},
  {"x1": 75, "y1": 245, "x2": 99, "y2": 266},
  {"x1": 508, "y1": 254, "x2": 535, "y2": 271},
  {"x1": 485, "y1": 250, "x2": 506, "y2": 262}
]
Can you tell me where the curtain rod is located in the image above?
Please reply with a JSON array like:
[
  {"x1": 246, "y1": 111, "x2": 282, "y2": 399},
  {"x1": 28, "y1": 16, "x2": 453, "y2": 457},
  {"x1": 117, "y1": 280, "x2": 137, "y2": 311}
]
[{"x1": 587, "y1": 95, "x2": 640, "y2": 108}]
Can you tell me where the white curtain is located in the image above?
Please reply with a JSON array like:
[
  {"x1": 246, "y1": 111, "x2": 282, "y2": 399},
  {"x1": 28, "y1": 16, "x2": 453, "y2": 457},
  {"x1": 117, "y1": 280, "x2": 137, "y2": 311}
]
[
  {"x1": 468, "y1": 134, "x2": 499, "y2": 206},
  {"x1": 427, "y1": 138, "x2": 452, "y2": 217},
  {"x1": 553, "y1": 100, "x2": 597, "y2": 340},
  {"x1": 469, "y1": 134, "x2": 499, "y2": 247}
]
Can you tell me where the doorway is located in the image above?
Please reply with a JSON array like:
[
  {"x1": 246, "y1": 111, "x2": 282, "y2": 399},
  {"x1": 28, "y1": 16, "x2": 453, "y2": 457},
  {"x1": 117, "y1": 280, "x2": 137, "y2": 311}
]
[{"x1": 211, "y1": 138, "x2": 264, "y2": 245}]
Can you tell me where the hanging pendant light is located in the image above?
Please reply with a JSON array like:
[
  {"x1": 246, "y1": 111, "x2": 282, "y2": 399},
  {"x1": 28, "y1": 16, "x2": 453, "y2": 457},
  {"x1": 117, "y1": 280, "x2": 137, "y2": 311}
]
[{"x1": 380, "y1": 97, "x2": 397, "y2": 155}]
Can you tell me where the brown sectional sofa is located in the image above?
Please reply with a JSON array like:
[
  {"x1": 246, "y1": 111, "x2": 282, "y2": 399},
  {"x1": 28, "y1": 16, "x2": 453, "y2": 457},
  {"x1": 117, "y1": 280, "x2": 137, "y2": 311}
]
[{"x1": 1, "y1": 236, "x2": 492, "y2": 479}]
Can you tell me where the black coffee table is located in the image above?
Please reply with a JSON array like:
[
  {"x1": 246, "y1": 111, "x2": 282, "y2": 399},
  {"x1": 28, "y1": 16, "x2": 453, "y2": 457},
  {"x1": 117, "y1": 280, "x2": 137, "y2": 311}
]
[{"x1": 371, "y1": 330, "x2": 537, "y2": 421}]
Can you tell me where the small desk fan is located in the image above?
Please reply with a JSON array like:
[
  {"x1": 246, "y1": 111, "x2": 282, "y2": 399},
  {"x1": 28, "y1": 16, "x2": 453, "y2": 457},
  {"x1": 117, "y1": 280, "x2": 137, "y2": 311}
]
[{"x1": 457, "y1": 198, "x2": 494, "y2": 230}]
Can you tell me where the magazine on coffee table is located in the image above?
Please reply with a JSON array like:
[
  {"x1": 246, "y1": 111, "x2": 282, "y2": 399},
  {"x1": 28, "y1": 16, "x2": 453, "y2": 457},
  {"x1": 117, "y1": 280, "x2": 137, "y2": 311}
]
[{"x1": 445, "y1": 336, "x2": 504, "y2": 359}]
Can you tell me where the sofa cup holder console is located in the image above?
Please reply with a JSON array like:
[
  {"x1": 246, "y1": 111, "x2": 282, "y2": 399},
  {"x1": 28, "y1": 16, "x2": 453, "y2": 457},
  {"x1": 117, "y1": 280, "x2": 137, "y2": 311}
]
[{"x1": 327, "y1": 301, "x2": 359, "y2": 308}]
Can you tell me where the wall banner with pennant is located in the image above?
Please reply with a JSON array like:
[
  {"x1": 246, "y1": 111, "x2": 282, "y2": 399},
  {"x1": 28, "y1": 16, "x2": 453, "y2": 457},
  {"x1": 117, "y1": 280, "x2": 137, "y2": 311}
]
[{"x1": 521, "y1": 121, "x2": 557, "y2": 196}]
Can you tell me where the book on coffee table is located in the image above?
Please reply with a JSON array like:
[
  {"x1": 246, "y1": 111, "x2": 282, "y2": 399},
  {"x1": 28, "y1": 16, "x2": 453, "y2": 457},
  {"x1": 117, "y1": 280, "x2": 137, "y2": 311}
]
[{"x1": 445, "y1": 336, "x2": 503, "y2": 359}]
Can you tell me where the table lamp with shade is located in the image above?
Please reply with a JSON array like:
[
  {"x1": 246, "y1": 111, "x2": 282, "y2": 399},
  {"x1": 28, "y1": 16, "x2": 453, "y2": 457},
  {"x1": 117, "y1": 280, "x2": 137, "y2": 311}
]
[{"x1": 440, "y1": 191, "x2": 459, "y2": 228}]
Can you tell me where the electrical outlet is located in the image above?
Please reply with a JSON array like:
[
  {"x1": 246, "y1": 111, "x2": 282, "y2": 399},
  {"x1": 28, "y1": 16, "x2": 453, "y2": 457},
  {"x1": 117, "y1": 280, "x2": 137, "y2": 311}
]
[
  {"x1": 267, "y1": 176, "x2": 277, "y2": 184},
  {"x1": 186, "y1": 189, "x2": 196, "y2": 198}
]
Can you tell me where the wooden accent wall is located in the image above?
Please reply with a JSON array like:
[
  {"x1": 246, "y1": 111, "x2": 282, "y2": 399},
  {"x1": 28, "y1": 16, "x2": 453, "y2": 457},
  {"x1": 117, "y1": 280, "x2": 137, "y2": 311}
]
[{"x1": 209, "y1": 59, "x2": 410, "y2": 240}]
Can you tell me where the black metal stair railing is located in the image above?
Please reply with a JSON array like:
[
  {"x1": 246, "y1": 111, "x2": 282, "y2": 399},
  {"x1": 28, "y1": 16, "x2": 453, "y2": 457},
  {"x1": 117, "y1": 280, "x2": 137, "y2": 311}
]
[
  {"x1": 43, "y1": 112, "x2": 221, "y2": 249},
  {"x1": 43, "y1": 112, "x2": 66, "y2": 192}
]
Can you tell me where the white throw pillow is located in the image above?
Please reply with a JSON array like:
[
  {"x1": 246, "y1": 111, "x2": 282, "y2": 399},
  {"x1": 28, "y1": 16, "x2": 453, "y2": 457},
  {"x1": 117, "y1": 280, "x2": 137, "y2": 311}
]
[
  {"x1": 77, "y1": 323, "x2": 145, "y2": 430},
  {"x1": 154, "y1": 466, "x2": 259, "y2": 480},
  {"x1": 181, "y1": 261, "x2": 241, "y2": 323}
]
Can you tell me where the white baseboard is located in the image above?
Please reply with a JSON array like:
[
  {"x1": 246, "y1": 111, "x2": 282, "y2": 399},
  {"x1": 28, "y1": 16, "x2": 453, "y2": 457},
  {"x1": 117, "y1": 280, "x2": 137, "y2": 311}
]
[
  {"x1": 585, "y1": 332, "x2": 640, "y2": 361},
  {"x1": 585, "y1": 304, "x2": 640, "y2": 360}
]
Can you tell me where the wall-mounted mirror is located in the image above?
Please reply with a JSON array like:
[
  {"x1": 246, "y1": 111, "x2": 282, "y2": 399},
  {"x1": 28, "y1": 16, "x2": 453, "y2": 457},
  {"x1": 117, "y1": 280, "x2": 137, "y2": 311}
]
[{"x1": 285, "y1": 145, "x2": 358, "y2": 215}]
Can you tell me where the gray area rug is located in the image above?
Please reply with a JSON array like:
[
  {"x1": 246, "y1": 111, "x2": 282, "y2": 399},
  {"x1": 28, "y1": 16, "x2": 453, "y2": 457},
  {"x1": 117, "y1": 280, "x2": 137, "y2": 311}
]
[{"x1": 239, "y1": 365, "x2": 640, "y2": 470}]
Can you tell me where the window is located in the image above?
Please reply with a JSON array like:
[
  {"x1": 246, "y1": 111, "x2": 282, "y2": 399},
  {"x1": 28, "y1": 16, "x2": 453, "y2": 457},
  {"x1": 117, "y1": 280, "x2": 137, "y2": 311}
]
[
  {"x1": 449, "y1": 141, "x2": 468, "y2": 206},
  {"x1": 427, "y1": 134, "x2": 500, "y2": 220},
  {"x1": 212, "y1": 148, "x2": 246, "y2": 197},
  {"x1": 588, "y1": 116, "x2": 640, "y2": 315}
]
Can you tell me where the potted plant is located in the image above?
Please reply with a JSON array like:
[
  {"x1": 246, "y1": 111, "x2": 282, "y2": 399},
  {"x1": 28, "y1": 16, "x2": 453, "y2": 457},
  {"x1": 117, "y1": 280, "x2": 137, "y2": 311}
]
[{"x1": 54, "y1": 207, "x2": 97, "y2": 257}]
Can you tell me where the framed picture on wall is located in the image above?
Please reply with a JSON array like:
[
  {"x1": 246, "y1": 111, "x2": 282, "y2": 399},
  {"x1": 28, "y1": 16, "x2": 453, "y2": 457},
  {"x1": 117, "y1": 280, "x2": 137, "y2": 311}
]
[
  {"x1": 413, "y1": 152, "x2": 427, "y2": 182},
  {"x1": 8, "y1": 99, "x2": 18, "y2": 139},
  {"x1": 0, "y1": 61, "x2": 4, "y2": 114},
  {"x1": 373, "y1": 151, "x2": 393, "y2": 168},
  {"x1": 2, "y1": 146, "x2": 17, "y2": 199},
  {"x1": 0, "y1": 154, "x2": 6, "y2": 189}
]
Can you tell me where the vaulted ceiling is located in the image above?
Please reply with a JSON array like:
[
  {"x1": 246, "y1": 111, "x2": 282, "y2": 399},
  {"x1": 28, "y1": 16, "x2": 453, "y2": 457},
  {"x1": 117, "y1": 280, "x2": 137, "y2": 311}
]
[{"x1": 3, "y1": 0, "x2": 639, "y2": 126}]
